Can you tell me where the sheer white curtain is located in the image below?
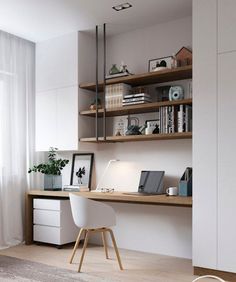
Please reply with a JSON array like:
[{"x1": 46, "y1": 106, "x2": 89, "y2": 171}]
[{"x1": 0, "y1": 31, "x2": 42, "y2": 249}]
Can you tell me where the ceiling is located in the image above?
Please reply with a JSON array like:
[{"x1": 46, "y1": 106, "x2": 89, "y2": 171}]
[{"x1": 0, "y1": 0, "x2": 192, "y2": 42}]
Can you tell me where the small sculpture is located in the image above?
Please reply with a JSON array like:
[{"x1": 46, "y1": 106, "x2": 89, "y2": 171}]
[
  {"x1": 125, "y1": 125, "x2": 142, "y2": 135},
  {"x1": 152, "y1": 125, "x2": 159, "y2": 134},
  {"x1": 119, "y1": 61, "x2": 129, "y2": 73},
  {"x1": 109, "y1": 64, "x2": 120, "y2": 75},
  {"x1": 175, "y1": 47, "x2": 192, "y2": 67},
  {"x1": 108, "y1": 61, "x2": 132, "y2": 77},
  {"x1": 125, "y1": 116, "x2": 141, "y2": 135},
  {"x1": 90, "y1": 98, "x2": 102, "y2": 110},
  {"x1": 115, "y1": 130, "x2": 122, "y2": 136}
]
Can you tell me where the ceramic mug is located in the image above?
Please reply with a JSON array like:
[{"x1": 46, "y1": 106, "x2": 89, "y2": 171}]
[{"x1": 166, "y1": 187, "x2": 178, "y2": 196}]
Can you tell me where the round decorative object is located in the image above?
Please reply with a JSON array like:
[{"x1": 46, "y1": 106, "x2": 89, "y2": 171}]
[{"x1": 169, "y1": 86, "x2": 184, "y2": 101}]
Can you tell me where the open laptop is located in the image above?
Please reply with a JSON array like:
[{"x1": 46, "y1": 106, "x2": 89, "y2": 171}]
[{"x1": 124, "y1": 170, "x2": 165, "y2": 196}]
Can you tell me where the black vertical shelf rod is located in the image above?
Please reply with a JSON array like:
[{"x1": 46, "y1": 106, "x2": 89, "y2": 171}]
[
  {"x1": 95, "y1": 25, "x2": 98, "y2": 141},
  {"x1": 103, "y1": 23, "x2": 107, "y2": 140}
]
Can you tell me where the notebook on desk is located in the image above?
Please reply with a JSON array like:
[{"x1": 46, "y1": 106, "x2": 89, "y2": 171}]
[{"x1": 124, "y1": 170, "x2": 165, "y2": 196}]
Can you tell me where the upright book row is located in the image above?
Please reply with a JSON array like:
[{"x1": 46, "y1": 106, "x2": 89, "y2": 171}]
[{"x1": 158, "y1": 104, "x2": 192, "y2": 134}]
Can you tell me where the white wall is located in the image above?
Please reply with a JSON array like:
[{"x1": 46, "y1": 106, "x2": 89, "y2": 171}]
[
  {"x1": 106, "y1": 16, "x2": 192, "y2": 74},
  {"x1": 60, "y1": 17, "x2": 193, "y2": 259},
  {"x1": 36, "y1": 32, "x2": 78, "y2": 92}
]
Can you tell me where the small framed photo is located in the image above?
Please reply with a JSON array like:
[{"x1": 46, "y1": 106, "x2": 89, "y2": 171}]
[
  {"x1": 145, "y1": 119, "x2": 160, "y2": 134},
  {"x1": 113, "y1": 116, "x2": 128, "y2": 136},
  {"x1": 148, "y1": 56, "x2": 172, "y2": 72},
  {"x1": 70, "y1": 153, "x2": 94, "y2": 189}
]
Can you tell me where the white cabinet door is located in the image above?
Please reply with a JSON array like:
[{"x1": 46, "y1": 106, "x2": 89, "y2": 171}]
[
  {"x1": 36, "y1": 32, "x2": 78, "y2": 92},
  {"x1": 192, "y1": 0, "x2": 218, "y2": 269},
  {"x1": 36, "y1": 86, "x2": 78, "y2": 151},
  {"x1": 218, "y1": 51, "x2": 236, "y2": 272},
  {"x1": 57, "y1": 86, "x2": 78, "y2": 150},
  {"x1": 36, "y1": 90, "x2": 57, "y2": 151},
  {"x1": 218, "y1": 0, "x2": 236, "y2": 53}
]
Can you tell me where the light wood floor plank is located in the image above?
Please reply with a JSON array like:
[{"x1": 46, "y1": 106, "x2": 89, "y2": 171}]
[{"x1": 0, "y1": 243, "x2": 198, "y2": 282}]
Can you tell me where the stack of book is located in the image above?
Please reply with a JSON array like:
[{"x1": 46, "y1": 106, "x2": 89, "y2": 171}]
[
  {"x1": 105, "y1": 83, "x2": 131, "y2": 109},
  {"x1": 158, "y1": 104, "x2": 192, "y2": 134},
  {"x1": 63, "y1": 185, "x2": 90, "y2": 192},
  {"x1": 122, "y1": 93, "x2": 152, "y2": 106}
]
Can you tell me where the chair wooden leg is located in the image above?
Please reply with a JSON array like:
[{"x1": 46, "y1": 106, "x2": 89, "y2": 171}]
[
  {"x1": 101, "y1": 230, "x2": 109, "y2": 259},
  {"x1": 69, "y1": 228, "x2": 84, "y2": 264},
  {"x1": 107, "y1": 228, "x2": 123, "y2": 270},
  {"x1": 78, "y1": 230, "x2": 90, "y2": 272}
]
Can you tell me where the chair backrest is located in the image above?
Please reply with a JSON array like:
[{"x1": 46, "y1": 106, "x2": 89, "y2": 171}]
[
  {"x1": 69, "y1": 193, "x2": 116, "y2": 229},
  {"x1": 192, "y1": 275, "x2": 226, "y2": 282}
]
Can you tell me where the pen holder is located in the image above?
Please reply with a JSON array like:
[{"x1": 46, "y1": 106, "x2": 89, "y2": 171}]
[{"x1": 179, "y1": 167, "x2": 192, "y2": 196}]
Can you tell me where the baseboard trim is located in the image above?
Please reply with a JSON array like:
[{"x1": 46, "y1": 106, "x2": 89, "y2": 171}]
[{"x1": 194, "y1": 266, "x2": 236, "y2": 282}]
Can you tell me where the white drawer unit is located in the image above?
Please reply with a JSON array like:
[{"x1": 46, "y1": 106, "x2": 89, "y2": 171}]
[{"x1": 33, "y1": 199, "x2": 79, "y2": 245}]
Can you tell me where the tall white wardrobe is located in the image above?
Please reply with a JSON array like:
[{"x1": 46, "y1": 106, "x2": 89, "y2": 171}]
[{"x1": 193, "y1": 0, "x2": 236, "y2": 275}]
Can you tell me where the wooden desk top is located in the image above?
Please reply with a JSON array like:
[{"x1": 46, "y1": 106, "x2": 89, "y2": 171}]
[{"x1": 27, "y1": 190, "x2": 192, "y2": 208}]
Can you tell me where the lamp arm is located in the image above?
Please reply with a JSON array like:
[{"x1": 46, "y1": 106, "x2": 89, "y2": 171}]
[{"x1": 95, "y1": 160, "x2": 113, "y2": 191}]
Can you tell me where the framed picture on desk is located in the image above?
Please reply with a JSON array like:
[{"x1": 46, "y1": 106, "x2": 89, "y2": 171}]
[{"x1": 70, "y1": 153, "x2": 94, "y2": 189}]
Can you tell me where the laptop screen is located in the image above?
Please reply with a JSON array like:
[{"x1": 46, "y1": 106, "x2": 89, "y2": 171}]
[{"x1": 138, "y1": 171, "x2": 165, "y2": 194}]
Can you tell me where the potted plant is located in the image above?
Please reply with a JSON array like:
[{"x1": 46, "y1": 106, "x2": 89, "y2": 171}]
[{"x1": 28, "y1": 147, "x2": 69, "y2": 191}]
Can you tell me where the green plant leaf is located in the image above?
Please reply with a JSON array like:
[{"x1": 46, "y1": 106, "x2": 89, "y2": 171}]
[{"x1": 28, "y1": 147, "x2": 69, "y2": 175}]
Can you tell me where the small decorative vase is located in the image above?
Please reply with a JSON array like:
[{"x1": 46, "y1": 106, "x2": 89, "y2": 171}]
[
  {"x1": 44, "y1": 175, "x2": 62, "y2": 191},
  {"x1": 109, "y1": 64, "x2": 120, "y2": 75}
]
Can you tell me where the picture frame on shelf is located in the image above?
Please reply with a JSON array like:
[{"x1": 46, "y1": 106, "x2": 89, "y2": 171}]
[
  {"x1": 148, "y1": 56, "x2": 172, "y2": 72},
  {"x1": 70, "y1": 153, "x2": 94, "y2": 189},
  {"x1": 145, "y1": 119, "x2": 160, "y2": 135},
  {"x1": 113, "y1": 116, "x2": 128, "y2": 136}
]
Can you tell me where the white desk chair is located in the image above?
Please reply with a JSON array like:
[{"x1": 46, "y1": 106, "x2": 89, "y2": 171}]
[{"x1": 69, "y1": 193, "x2": 123, "y2": 272}]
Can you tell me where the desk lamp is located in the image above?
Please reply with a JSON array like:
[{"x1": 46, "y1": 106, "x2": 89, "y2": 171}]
[{"x1": 93, "y1": 159, "x2": 119, "y2": 192}]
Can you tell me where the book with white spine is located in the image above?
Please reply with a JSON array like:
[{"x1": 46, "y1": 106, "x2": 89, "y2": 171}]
[
  {"x1": 178, "y1": 104, "x2": 185, "y2": 132},
  {"x1": 63, "y1": 185, "x2": 89, "y2": 192},
  {"x1": 124, "y1": 93, "x2": 151, "y2": 99},
  {"x1": 122, "y1": 97, "x2": 152, "y2": 103},
  {"x1": 122, "y1": 100, "x2": 151, "y2": 106}
]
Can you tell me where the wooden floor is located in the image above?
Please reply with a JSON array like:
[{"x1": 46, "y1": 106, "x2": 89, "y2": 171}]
[{"x1": 0, "y1": 243, "x2": 201, "y2": 282}]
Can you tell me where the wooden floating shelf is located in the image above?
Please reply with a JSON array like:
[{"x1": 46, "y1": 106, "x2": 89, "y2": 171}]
[
  {"x1": 80, "y1": 132, "x2": 192, "y2": 143},
  {"x1": 79, "y1": 65, "x2": 192, "y2": 92},
  {"x1": 80, "y1": 99, "x2": 192, "y2": 117}
]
